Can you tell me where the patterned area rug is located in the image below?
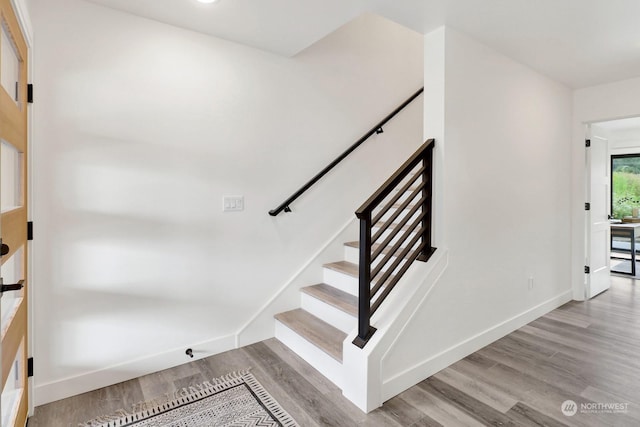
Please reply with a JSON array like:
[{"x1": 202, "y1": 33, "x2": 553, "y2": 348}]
[{"x1": 81, "y1": 371, "x2": 298, "y2": 427}]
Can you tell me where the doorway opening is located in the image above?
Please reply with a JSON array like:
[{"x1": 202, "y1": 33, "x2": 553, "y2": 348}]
[
  {"x1": 591, "y1": 117, "x2": 640, "y2": 280},
  {"x1": 610, "y1": 154, "x2": 640, "y2": 275}
]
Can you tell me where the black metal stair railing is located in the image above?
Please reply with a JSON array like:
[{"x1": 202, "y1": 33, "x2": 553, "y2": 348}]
[{"x1": 353, "y1": 139, "x2": 436, "y2": 348}]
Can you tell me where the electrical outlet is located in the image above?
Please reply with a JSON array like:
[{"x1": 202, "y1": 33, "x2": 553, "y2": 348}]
[{"x1": 223, "y1": 196, "x2": 244, "y2": 212}]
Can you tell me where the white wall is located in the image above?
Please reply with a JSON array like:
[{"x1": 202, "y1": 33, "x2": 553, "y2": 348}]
[
  {"x1": 381, "y1": 27, "x2": 573, "y2": 391},
  {"x1": 572, "y1": 76, "x2": 640, "y2": 299},
  {"x1": 606, "y1": 127, "x2": 640, "y2": 155},
  {"x1": 28, "y1": 0, "x2": 425, "y2": 404}
]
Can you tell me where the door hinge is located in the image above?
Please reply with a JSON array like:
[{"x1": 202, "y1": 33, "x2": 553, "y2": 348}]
[
  {"x1": 27, "y1": 221, "x2": 33, "y2": 241},
  {"x1": 585, "y1": 139, "x2": 591, "y2": 147},
  {"x1": 27, "y1": 357, "x2": 33, "y2": 377},
  {"x1": 585, "y1": 266, "x2": 590, "y2": 274},
  {"x1": 0, "y1": 238, "x2": 7, "y2": 256},
  {"x1": 27, "y1": 84, "x2": 33, "y2": 104},
  {"x1": 585, "y1": 203, "x2": 591, "y2": 211}
]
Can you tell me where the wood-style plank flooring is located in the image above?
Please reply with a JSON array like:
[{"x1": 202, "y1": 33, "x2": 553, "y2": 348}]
[{"x1": 29, "y1": 276, "x2": 640, "y2": 426}]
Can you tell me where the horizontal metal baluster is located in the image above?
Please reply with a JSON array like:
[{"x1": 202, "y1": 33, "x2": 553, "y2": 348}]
[
  {"x1": 371, "y1": 242, "x2": 428, "y2": 315},
  {"x1": 372, "y1": 195, "x2": 426, "y2": 260},
  {"x1": 371, "y1": 184, "x2": 424, "y2": 244},
  {"x1": 370, "y1": 225, "x2": 426, "y2": 297},
  {"x1": 371, "y1": 210, "x2": 427, "y2": 280},
  {"x1": 371, "y1": 167, "x2": 424, "y2": 225}
]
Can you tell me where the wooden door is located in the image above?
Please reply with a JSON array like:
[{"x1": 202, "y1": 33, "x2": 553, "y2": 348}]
[{"x1": 0, "y1": 0, "x2": 29, "y2": 424}]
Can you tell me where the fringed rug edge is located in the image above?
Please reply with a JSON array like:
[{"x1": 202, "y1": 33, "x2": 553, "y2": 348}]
[
  {"x1": 78, "y1": 369, "x2": 297, "y2": 427},
  {"x1": 240, "y1": 371, "x2": 298, "y2": 427}
]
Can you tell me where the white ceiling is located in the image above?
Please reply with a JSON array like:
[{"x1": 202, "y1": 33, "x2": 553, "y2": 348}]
[{"x1": 85, "y1": 0, "x2": 640, "y2": 89}]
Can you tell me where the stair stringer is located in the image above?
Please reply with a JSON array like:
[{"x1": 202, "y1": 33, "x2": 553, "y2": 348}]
[
  {"x1": 236, "y1": 217, "x2": 357, "y2": 347},
  {"x1": 341, "y1": 248, "x2": 449, "y2": 413}
]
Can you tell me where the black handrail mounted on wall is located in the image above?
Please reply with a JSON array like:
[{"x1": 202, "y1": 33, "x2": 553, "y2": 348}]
[
  {"x1": 268, "y1": 88, "x2": 424, "y2": 216},
  {"x1": 353, "y1": 139, "x2": 436, "y2": 348}
]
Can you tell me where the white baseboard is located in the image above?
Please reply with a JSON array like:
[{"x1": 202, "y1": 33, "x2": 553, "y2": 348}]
[
  {"x1": 381, "y1": 290, "x2": 573, "y2": 402},
  {"x1": 34, "y1": 334, "x2": 235, "y2": 406}
]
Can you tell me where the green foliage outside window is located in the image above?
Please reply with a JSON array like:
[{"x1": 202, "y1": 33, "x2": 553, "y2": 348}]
[{"x1": 612, "y1": 156, "x2": 640, "y2": 219}]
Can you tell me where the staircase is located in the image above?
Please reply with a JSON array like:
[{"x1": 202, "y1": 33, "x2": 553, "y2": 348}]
[
  {"x1": 273, "y1": 249, "x2": 360, "y2": 388},
  {"x1": 273, "y1": 139, "x2": 434, "y2": 391}
]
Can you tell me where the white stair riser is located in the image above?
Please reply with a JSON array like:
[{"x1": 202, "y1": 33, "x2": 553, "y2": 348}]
[
  {"x1": 392, "y1": 189, "x2": 422, "y2": 204},
  {"x1": 344, "y1": 245, "x2": 409, "y2": 273},
  {"x1": 375, "y1": 193, "x2": 415, "y2": 211},
  {"x1": 322, "y1": 264, "x2": 400, "y2": 300},
  {"x1": 323, "y1": 268, "x2": 358, "y2": 296},
  {"x1": 275, "y1": 321, "x2": 344, "y2": 389},
  {"x1": 345, "y1": 242, "x2": 423, "y2": 278},
  {"x1": 373, "y1": 190, "x2": 422, "y2": 218},
  {"x1": 375, "y1": 204, "x2": 422, "y2": 223},
  {"x1": 344, "y1": 245, "x2": 359, "y2": 264},
  {"x1": 376, "y1": 178, "x2": 422, "y2": 203},
  {"x1": 375, "y1": 203, "x2": 422, "y2": 222},
  {"x1": 373, "y1": 229, "x2": 420, "y2": 249},
  {"x1": 301, "y1": 293, "x2": 355, "y2": 334}
]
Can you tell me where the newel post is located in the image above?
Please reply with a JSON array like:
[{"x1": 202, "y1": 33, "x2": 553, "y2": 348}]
[
  {"x1": 418, "y1": 141, "x2": 436, "y2": 262},
  {"x1": 353, "y1": 210, "x2": 376, "y2": 348}
]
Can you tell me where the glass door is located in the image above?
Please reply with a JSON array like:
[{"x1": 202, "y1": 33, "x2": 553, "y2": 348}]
[
  {"x1": 611, "y1": 154, "x2": 640, "y2": 274},
  {"x1": 0, "y1": 0, "x2": 29, "y2": 424}
]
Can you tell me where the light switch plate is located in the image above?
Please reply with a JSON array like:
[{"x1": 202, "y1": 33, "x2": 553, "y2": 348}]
[{"x1": 223, "y1": 196, "x2": 244, "y2": 212}]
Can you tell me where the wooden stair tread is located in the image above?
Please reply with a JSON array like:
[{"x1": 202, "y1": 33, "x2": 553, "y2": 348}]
[
  {"x1": 372, "y1": 202, "x2": 418, "y2": 214},
  {"x1": 323, "y1": 260, "x2": 358, "y2": 277},
  {"x1": 375, "y1": 221, "x2": 414, "y2": 232},
  {"x1": 394, "y1": 185, "x2": 419, "y2": 192},
  {"x1": 275, "y1": 309, "x2": 346, "y2": 362},
  {"x1": 323, "y1": 260, "x2": 396, "y2": 283},
  {"x1": 344, "y1": 241, "x2": 414, "y2": 259},
  {"x1": 344, "y1": 240, "x2": 405, "y2": 254},
  {"x1": 301, "y1": 284, "x2": 358, "y2": 317}
]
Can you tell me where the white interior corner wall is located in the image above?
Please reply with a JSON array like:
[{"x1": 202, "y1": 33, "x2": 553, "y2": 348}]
[
  {"x1": 572, "y1": 76, "x2": 640, "y2": 300},
  {"x1": 373, "y1": 26, "x2": 573, "y2": 407},
  {"x1": 28, "y1": 0, "x2": 424, "y2": 405}
]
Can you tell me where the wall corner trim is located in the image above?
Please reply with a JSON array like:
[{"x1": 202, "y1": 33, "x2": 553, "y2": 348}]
[{"x1": 10, "y1": 0, "x2": 33, "y2": 47}]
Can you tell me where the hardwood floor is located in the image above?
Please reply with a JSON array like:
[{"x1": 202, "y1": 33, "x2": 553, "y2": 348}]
[{"x1": 29, "y1": 276, "x2": 640, "y2": 426}]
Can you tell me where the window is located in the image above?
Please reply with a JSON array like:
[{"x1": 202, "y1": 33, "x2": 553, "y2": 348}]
[{"x1": 611, "y1": 154, "x2": 640, "y2": 219}]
